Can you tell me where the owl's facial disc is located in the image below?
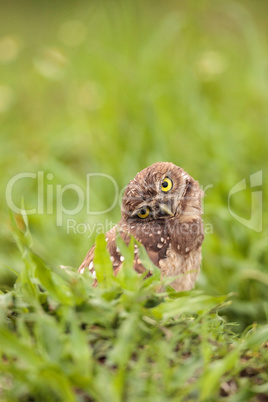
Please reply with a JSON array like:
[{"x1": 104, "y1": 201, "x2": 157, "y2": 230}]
[
  {"x1": 129, "y1": 200, "x2": 174, "y2": 221},
  {"x1": 121, "y1": 163, "x2": 194, "y2": 222}
]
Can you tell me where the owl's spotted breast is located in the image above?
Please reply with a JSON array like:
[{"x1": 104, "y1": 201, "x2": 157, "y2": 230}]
[{"x1": 79, "y1": 162, "x2": 204, "y2": 292}]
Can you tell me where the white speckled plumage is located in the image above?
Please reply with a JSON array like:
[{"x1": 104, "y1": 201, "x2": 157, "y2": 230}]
[{"x1": 79, "y1": 162, "x2": 204, "y2": 292}]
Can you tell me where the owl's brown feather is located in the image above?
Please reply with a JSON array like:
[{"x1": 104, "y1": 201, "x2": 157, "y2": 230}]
[{"x1": 79, "y1": 162, "x2": 204, "y2": 291}]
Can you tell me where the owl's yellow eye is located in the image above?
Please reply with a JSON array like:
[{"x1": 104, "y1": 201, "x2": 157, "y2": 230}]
[
  {"x1": 137, "y1": 207, "x2": 150, "y2": 219},
  {"x1": 161, "y1": 177, "x2": 173, "y2": 192}
]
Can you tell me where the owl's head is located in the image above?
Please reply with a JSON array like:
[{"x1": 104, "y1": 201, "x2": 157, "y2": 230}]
[{"x1": 121, "y1": 162, "x2": 203, "y2": 224}]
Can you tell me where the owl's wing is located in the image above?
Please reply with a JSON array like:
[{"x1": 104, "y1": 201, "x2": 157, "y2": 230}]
[
  {"x1": 78, "y1": 224, "x2": 164, "y2": 278},
  {"x1": 78, "y1": 225, "x2": 123, "y2": 275},
  {"x1": 129, "y1": 226, "x2": 170, "y2": 271},
  {"x1": 78, "y1": 243, "x2": 95, "y2": 274}
]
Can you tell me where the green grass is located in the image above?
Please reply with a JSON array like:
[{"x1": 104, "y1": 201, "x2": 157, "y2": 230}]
[
  {"x1": 0, "y1": 215, "x2": 268, "y2": 401},
  {"x1": 0, "y1": 0, "x2": 268, "y2": 399}
]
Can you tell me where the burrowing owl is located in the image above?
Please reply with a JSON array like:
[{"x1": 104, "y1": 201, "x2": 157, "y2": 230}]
[{"x1": 79, "y1": 162, "x2": 204, "y2": 291}]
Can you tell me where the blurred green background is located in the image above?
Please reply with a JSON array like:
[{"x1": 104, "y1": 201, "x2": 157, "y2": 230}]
[{"x1": 0, "y1": 0, "x2": 267, "y2": 329}]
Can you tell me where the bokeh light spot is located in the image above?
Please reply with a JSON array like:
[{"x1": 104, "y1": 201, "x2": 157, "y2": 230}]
[
  {"x1": 58, "y1": 20, "x2": 87, "y2": 47},
  {"x1": 34, "y1": 47, "x2": 67, "y2": 80},
  {"x1": 196, "y1": 51, "x2": 227, "y2": 81},
  {"x1": 0, "y1": 36, "x2": 20, "y2": 64}
]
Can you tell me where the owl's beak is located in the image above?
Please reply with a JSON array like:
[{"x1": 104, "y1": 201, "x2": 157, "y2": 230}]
[{"x1": 159, "y1": 203, "x2": 174, "y2": 217}]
